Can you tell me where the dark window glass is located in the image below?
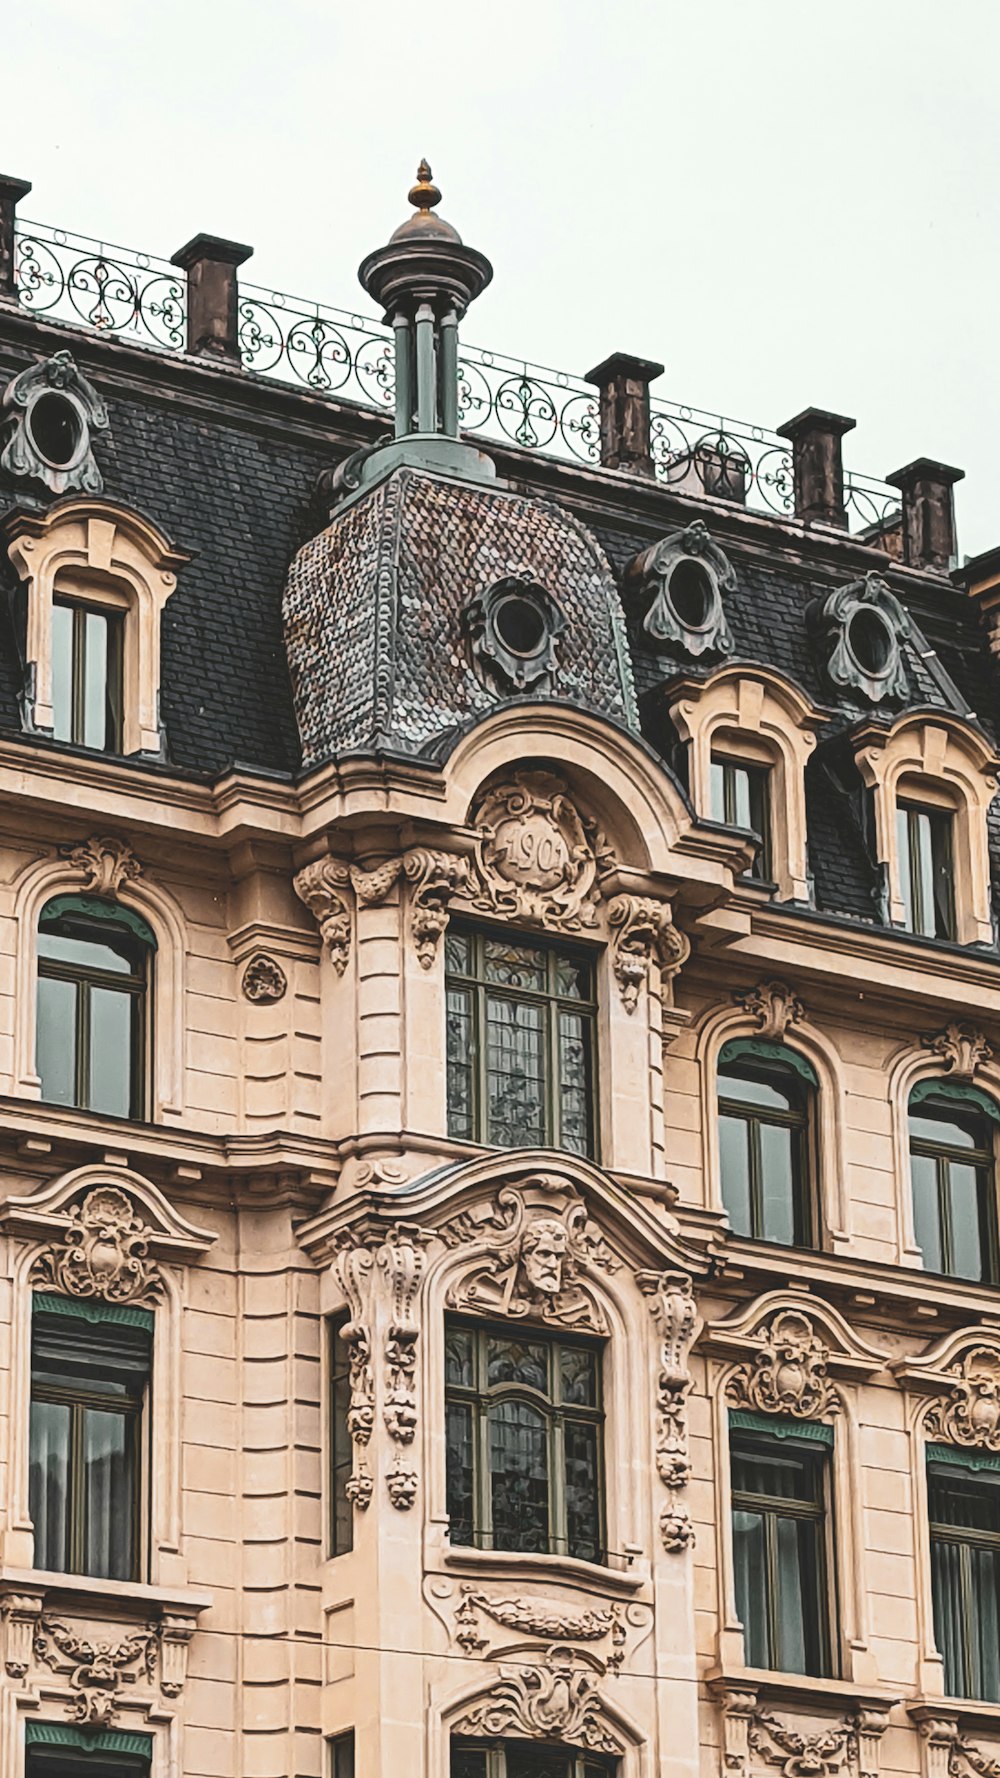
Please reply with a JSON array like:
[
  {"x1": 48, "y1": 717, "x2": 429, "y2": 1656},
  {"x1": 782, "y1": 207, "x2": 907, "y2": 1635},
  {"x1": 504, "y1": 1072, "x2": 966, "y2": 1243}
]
[
  {"x1": 451, "y1": 1741, "x2": 616, "y2": 1778},
  {"x1": 330, "y1": 1731, "x2": 355, "y2": 1778},
  {"x1": 446, "y1": 928, "x2": 596, "y2": 1157},
  {"x1": 29, "y1": 1310, "x2": 150, "y2": 1582},
  {"x1": 330, "y1": 1318, "x2": 353, "y2": 1557},
  {"x1": 718, "y1": 1056, "x2": 813, "y2": 1247},
  {"x1": 929, "y1": 1467, "x2": 1000, "y2": 1701},
  {"x1": 908, "y1": 1095, "x2": 996, "y2": 1282},
  {"x1": 37, "y1": 902, "x2": 149, "y2": 1119},
  {"x1": 731, "y1": 1432, "x2": 832, "y2": 1677},
  {"x1": 445, "y1": 1322, "x2": 604, "y2": 1563},
  {"x1": 711, "y1": 756, "x2": 772, "y2": 880},
  {"x1": 26, "y1": 1746, "x2": 149, "y2": 1778},
  {"x1": 896, "y1": 802, "x2": 956, "y2": 939},
  {"x1": 51, "y1": 598, "x2": 123, "y2": 752}
]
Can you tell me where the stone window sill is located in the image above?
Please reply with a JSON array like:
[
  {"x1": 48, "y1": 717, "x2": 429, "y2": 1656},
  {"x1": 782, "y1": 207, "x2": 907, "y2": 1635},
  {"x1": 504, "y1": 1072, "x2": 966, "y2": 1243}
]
[
  {"x1": 705, "y1": 1668, "x2": 902, "y2": 1710},
  {"x1": 0, "y1": 1566, "x2": 212, "y2": 1619},
  {"x1": 440, "y1": 1541, "x2": 647, "y2": 1598}
]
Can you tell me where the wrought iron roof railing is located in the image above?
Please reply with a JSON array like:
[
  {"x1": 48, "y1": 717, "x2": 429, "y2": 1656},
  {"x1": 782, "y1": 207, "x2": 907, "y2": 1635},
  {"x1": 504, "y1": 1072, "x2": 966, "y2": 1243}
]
[{"x1": 11, "y1": 218, "x2": 900, "y2": 532}]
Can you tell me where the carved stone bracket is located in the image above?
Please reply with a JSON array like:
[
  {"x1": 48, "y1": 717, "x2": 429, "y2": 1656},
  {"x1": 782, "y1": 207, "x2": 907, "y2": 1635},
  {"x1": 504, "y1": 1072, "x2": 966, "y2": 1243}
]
[
  {"x1": 451, "y1": 1646, "x2": 624, "y2": 1754},
  {"x1": 921, "y1": 1023, "x2": 993, "y2": 1081},
  {"x1": 441, "y1": 1177, "x2": 620, "y2": 1336},
  {"x1": 638, "y1": 1269, "x2": 698, "y2": 1552},
  {"x1": 1, "y1": 1590, "x2": 43, "y2": 1677},
  {"x1": 33, "y1": 1615, "x2": 158, "y2": 1725},
  {"x1": 378, "y1": 1223, "x2": 433, "y2": 1508},
  {"x1": 331, "y1": 1237, "x2": 377, "y2": 1509},
  {"x1": 725, "y1": 1308, "x2": 839, "y2": 1421},
  {"x1": 30, "y1": 1186, "x2": 164, "y2": 1305},
  {"x1": 294, "y1": 857, "x2": 352, "y2": 973},
  {"x1": 735, "y1": 980, "x2": 804, "y2": 1041},
  {"x1": 295, "y1": 848, "x2": 468, "y2": 973},
  {"x1": 607, "y1": 894, "x2": 690, "y2": 1013},
  {"x1": 59, "y1": 834, "x2": 141, "y2": 898},
  {"x1": 402, "y1": 848, "x2": 470, "y2": 967}
]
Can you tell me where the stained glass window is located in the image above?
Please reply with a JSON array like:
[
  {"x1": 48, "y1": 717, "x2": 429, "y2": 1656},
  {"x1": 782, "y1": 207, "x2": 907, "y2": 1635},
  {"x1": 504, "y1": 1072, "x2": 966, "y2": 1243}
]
[
  {"x1": 445, "y1": 928, "x2": 596, "y2": 1156},
  {"x1": 445, "y1": 1322, "x2": 604, "y2": 1562}
]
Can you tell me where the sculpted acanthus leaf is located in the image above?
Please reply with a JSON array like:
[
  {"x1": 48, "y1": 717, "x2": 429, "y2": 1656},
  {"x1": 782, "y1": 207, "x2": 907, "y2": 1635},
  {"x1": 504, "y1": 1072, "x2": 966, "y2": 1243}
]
[{"x1": 451, "y1": 1646, "x2": 624, "y2": 1754}]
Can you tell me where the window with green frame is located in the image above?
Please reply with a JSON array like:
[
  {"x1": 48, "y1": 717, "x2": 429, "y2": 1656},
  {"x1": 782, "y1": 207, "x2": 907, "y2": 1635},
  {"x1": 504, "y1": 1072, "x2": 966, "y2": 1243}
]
[
  {"x1": 452, "y1": 1739, "x2": 616, "y2": 1778},
  {"x1": 908, "y1": 1086, "x2": 998, "y2": 1283},
  {"x1": 25, "y1": 1721, "x2": 151, "y2": 1778},
  {"x1": 29, "y1": 1297, "x2": 151, "y2": 1582},
  {"x1": 445, "y1": 927, "x2": 596, "y2": 1156},
  {"x1": 717, "y1": 1040, "x2": 817, "y2": 1248},
  {"x1": 710, "y1": 754, "x2": 772, "y2": 880},
  {"x1": 36, "y1": 895, "x2": 153, "y2": 1120},
  {"x1": 730, "y1": 1420, "x2": 834, "y2": 1677},
  {"x1": 928, "y1": 1453, "x2": 1000, "y2": 1701},
  {"x1": 445, "y1": 1321, "x2": 604, "y2": 1563},
  {"x1": 51, "y1": 596, "x2": 124, "y2": 753},
  {"x1": 329, "y1": 1316, "x2": 353, "y2": 1557},
  {"x1": 896, "y1": 800, "x2": 956, "y2": 939}
]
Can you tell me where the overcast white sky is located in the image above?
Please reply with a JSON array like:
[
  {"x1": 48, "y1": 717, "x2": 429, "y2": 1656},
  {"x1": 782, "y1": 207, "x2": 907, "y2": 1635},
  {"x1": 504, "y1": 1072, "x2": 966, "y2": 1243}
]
[{"x1": 4, "y1": 0, "x2": 999, "y2": 558}]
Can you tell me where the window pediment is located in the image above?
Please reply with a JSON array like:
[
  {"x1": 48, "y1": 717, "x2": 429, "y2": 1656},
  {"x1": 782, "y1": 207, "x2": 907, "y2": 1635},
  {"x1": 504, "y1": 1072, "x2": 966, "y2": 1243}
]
[{"x1": 0, "y1": 1162, "x2": 216, "y2": 1285}]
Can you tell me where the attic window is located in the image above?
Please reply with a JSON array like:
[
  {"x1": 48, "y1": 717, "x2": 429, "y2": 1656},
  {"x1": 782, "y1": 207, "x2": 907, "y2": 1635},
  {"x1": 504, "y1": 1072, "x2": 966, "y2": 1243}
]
[
  {"x1": 463, "y1": 576, "x2": 565, "y2": 694},
  {"x1": 847, "y1": 605, "x2": 894, "y2": 679},
  {"x1": 27, "y1": 390, "x2": 85, "y2": 470},
  {"x1": 493, "y1": 588, "x2": 547, "y2": 659},
  {"x1": 668, "y1": 557, "x2": 714, "y2": 631},
  {"x1": 626, "y1": 518, "x2": 735, "y2": 659}
]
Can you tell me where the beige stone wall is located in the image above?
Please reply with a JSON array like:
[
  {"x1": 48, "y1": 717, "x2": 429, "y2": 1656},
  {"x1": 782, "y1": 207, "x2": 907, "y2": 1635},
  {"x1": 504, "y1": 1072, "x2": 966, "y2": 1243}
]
[{"x1": 0, "y1": 699, "x2": 997, "y2": 1778}]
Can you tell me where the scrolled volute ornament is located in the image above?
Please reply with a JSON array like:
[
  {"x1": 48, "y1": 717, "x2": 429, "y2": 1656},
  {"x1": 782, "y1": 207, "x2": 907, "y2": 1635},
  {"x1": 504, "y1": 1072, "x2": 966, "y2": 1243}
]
[
  {"x1": 726, "y1": 1309, "x2": 838, "y2": 1421},
  {"x1": 402, "y1": 848, "x2": 469, "y2": 967},
  {"x1": 607, "y1": 893, "x2": 689, "y2": 1012},
  {"x1": 294, "y1": 857, "x2": 352, "y2": 972},
  {"x1": 626, "y1": 519, "x2": 735, "y2": 658},
  {"x1": 30, "y1": 1187, "x2": 163, "y2": 1305}
]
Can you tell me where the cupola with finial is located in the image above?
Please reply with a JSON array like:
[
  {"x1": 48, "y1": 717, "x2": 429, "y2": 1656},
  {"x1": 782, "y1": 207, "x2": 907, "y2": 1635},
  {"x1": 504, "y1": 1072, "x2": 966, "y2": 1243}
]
[{"x1": 344, "y1": 161, "x2": 496, "y2": 492}]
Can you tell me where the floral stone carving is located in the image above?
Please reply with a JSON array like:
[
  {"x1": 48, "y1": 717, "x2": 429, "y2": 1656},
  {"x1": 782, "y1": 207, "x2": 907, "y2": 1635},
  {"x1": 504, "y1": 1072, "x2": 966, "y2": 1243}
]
[
  {"x1": 442, "y1": 1182, "x2": 619, "y2": 1335},
  {"x1": 60, "y1": 834, "x2": 142, "y2": 898},
  {"x1": 30, "y1": 1187, "x2": 163, "y2": 1305},
  {"x1": 402, "y1": 848, "x2": 470, "y2": 967},
  {"x1": 470, "y1": 772, "x2": 614, "y2": 931},
  {"x1": 736, "y1": 979, "x2": 804, "y2": 1040},
  {"x1": 33, "y1": 1617, "x2": 157, "y2": 1725},
  {"x1": 726, "y1": 1309, "x2": 838, "y2": 1421},
  {"x1": 241, "y1": 953, "x2": 288, "y2": 1002},
  {"x1": 925, "y1": 1347, "x2": 1000, "y2": 1451},
  {"x1": 639, "y1": 1270, "x2": 698, "y2": 1552},
  {"x1": 606, "y1": 894, "x2": 690, "y2": 1012},
  {"x1": 922, "y1": 1022, "x2": 993, "y2": 1081},
  {"x1": 455, "y1": 1587, "x2": 622, "y2": 1655},
  {"x1": 294, "y1": 857, "x2": 353, "y2": 973},
  {"x1": 331, "y1": 1237, "x2": 377, "y2": 1509},
  {"x1": 452, "y1": 1646, "x2": 624, "y2": 1754},
  {"x1": 378, "y1": 1223, "x2": 432, "y2": 1508}
]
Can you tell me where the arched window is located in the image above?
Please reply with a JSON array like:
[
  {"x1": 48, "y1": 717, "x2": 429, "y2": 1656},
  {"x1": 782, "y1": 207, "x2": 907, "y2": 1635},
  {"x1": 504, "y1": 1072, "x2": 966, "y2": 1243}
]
[
  {"x1": 718, "y1": 1039, "x2": 818, "y2": 1247},
  {"x1": 908, "y1": 1082, "x2": 999, "y2": 1281},
  {"x1": 36, "y1": 896, "x2": 154, "y2": 1119}
]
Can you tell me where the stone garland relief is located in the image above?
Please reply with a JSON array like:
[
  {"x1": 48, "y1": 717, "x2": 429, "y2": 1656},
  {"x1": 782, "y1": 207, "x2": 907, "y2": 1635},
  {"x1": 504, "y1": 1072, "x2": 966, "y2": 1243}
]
[
  {"x1": 294, "y1": 772, "x2": 688, "y2": 1010},
  {"x1": 440, "y1": 1179, "x2": 620, "y2": 1337},
  {"x1": 725, "y1": 1310, "x2": 838, "y2": 1421},
  {"x1": 30, "y1": 1187, "x2": 163, "y2": 1306},
  {"x1": 451, "y1": 1645, "x2": 624, "y2": 1756},
  {"x1": 638, "y1": 1269, "x2": 698, "y2": 1552},
  {"x1": 719, "y1": 1692, "x2": 890, "y2": 1778},
  {"x1": 0, "y1": 1596, "x2": 195, "y2": 1725},
  {"x1": 453, "y1": 1588, "x2": 625, "y2": 1667}
]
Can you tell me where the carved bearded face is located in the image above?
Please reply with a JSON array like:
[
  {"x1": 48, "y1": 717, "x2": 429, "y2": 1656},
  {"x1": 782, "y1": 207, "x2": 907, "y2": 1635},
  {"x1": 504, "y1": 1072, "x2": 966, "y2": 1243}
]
[{"x1": 520, "y1": 1220, "x2": 568, "y2": 1296}]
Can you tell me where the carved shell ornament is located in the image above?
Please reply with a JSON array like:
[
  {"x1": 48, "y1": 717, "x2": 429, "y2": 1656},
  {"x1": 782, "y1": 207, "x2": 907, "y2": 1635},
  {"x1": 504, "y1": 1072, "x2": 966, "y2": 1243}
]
[
  {"x1": 241, "y1": 953, "x2": 288, "y2": 1002},
  {"x1": 30, "y1": 1187, "x2": 163, "y2": 1305},
  {"x1": 626, "y1": 519, "x2": 735, "y2": 658}
]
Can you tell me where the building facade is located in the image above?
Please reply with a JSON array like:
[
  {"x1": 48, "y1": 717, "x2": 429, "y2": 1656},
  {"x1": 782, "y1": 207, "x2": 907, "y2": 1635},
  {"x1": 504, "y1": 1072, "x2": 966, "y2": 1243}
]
[{"x1": 0, "y1": 162, "x2": 998, "y2": 1778}]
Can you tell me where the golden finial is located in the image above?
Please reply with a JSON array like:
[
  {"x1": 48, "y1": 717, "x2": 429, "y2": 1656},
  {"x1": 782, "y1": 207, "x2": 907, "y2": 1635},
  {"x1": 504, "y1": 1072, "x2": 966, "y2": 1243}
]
[{"x1": 408, "y1": 159, "x2": 442, "y2": 215}]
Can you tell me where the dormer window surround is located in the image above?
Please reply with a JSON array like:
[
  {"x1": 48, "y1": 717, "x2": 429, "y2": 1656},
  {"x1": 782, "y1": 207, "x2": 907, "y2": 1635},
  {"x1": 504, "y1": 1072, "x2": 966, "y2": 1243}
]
[
  {"x1": 852, "y1": 713, "x2": 999, "y2": 946},
  {"x1": 1, "y1": 350, "x2": 109, "y2": 495},
  {"x1": 626, "y1": 519, "x2": 735, "y2": 659},
  {"x1": 668, "y1": 665, "x2": 823, "y2": 903},
  {"x1": 811, "y1": 571, "x2": 911, "y2": 705},
  {"x1": 5, "y1": 498, "x2": 189, "y2": 757}
]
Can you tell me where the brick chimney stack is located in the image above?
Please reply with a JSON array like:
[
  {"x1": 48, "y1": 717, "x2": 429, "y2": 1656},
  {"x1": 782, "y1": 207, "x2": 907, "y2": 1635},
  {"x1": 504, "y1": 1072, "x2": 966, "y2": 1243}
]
[
  {"x1": 777, "y1": 407, "x2": 856, "y2": 528},
  {"x1": 886, "y1": 457, "x2": 964, "y2": 572},
  {"x1": 170, "y1": 233, "x2": 253, "y2": 364},
  {"x1": 584, "y1": 352, "x2": 664, "y2": 476},
  {"x1": 0, "y1": 174, "x2": 31, "y2": 307}
]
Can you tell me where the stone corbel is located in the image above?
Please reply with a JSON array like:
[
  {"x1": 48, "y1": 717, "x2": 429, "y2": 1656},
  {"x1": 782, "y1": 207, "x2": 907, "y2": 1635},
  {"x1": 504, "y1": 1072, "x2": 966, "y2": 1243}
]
[
  {"x1": 58, "y1": 834, "x2": 141, "y2": 898},
  {"x1": 1, "y1": 1588, "x2": 43, "y2": 1677},
  {"x1": 735, "y1": 979, "x2": 804, "y2": 1040},
  {"x1": 378, "y1": 1222, "x2": 432, "y2": 1508},
  {"x1": 910, "y1": 1710, "x2": 961, "y2": 1778},
  {"x1": 293, "y1": 857, "x2": 353, "y2": 973},
  {"x1": 855, "y1": 1709, "x2": 893, "y2": 1778},
  {"x1": 606, "y1": 893, "x2": 690, "y2": 1013},
  {"x1": 717, "y1": 1687, "x2": 759, "y2": 1778},
  {"x1": 158, "y1": 1611, "x2": 197, "y2": 1697},
  {"x1": 921, "y1": 1022, "x2": 992, "y2": 1081},
  {"x1": 294, "y1": 848, "x2": 469, "y2": 973},
  {"x1": 638, "y1": 1269, "x2": 699, "y2": 1552},
  {"x1": 401, "y1": 847, "x2": 470, "y2": 967}
]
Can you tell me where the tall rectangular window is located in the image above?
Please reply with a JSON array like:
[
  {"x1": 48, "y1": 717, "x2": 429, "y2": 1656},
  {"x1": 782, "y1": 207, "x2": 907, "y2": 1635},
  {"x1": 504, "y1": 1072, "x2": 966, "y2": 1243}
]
[
  {"x1": 452, "y1": 1744, "x2": 616, "y2": 1778},
  {"x1": 51, "y1": 598, "x2": 123, "y2": 752},
  {"x1": 730, "y1": 1424, "x2": 833, "y2": 1676},
  {"x1": 929, "y1": 1461, "x2": 1000, "y2": 1701},
  {"x1": 896, "y1": 801, "x2": 955, "y2": 939},
  {"x1": 29, "y1": 1300, "x2": 151, "y2": 1582},
  {"x1": 445, "y1": 1321, "x2": 604, "y2": 1563},
  {"x1": 330, "y1": 1731, "x2": 355, "y2": 1778},
  {"x1": 36, "y1": 900, "x2": 150, "y2": 1120},
  {"x1": 908, "y1": 1094, "x2": 996, "y2": 1282},
  {"x1": 445, "y1": 928, "x2": 596, "y2": 1156},
  {"x1": 330, "y1": 1317, "x2": 353, "y2": 1557},
  {"x1": 717, "y1": 1048, "x2": 814, "y2": 1248},
  {"x1": 711, "y1": 755, "x2": 772, "y2": 880}
]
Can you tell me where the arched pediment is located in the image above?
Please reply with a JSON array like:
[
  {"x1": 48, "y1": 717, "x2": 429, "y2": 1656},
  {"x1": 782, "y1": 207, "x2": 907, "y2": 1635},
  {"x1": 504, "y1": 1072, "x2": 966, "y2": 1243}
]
[
  {"x1": 0, "y1": 1163, "x2": 215, "y2": 1276},
  {"x1": 892, "y1": 1327, "x2": 1000, "y2": 1454},
  {"x1": 702, "y1": 1289, "x2": 889, "y2": 1405}
]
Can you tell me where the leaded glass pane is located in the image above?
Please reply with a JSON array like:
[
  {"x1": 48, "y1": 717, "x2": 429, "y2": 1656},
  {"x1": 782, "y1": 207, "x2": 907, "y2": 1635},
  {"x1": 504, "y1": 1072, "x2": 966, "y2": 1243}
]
[
  {"x1": 331, "y1": 1322, "x2": 353, "y2": 1557},
  {"x1": 451, "y1": 1749, "x2": 490, "y2": 1778},
  {"x1": 552, "y1": 953, "x2": 588, "y2": 998},
  {"x1": 484, "y1": 936, "x2": 546, "y2": 991},
  {"x1": 488, "y1": 1336, "x2": 547, "y2": 1392},
  {"x1": 446, "y1": 985, "x2": 474, "y2": 1140},
  {"x1": 564, "y1": 1417, "x2": 601, "y2": 1561},
  {"x1": 489, "y1": 1399, "x2": 549, "y2": 1551},
  {"x1": 446, "y1": 1399, "x2": 474, "y2": 1547},
  {"x1": 558, "y1": 1009, "x2": 590, "y2": 1155},
  {"x1": 445, "y1": 930, "x2": 471, "y2": 976},
  {"x1": 507, "y1": 1749, "x2": 575, "y2": 1778},
  {"x1": 486, "y1": 994, "x2": 545, "y2": 1147},
  {"x1": 560, "y1": 1345, "x2": 597, "y2": 1406},
  {"x1": 445, "y1": 1326, "x2": 474, "y2": 1388}
]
